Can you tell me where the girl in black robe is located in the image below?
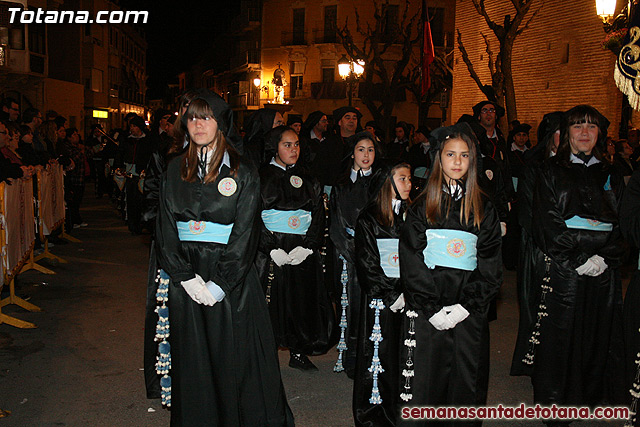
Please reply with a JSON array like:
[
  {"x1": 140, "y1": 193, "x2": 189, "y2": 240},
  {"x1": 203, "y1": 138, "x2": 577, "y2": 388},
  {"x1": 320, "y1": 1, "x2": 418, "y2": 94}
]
[
  {"x1": 399, "y1": 123, "x2": 502, "y2": 426},
  {"x1": 619, "y1": 169, "x2": 640, "y2": 427},
  {"x1": 527, "y1": 106, "x2": 626, "y2": 423},
  {"x1": 155, "y1": 90, "x2": 293, "y2": 426},
  {"x1": 329, "y1": 131, "x2": 380, "y2": 377},
  {"x1": 353, "y1": 163, "x2": 411, "y2": 427},
  {"x1": 255, "y1": 125, "x2": 335, "y2": 371}
]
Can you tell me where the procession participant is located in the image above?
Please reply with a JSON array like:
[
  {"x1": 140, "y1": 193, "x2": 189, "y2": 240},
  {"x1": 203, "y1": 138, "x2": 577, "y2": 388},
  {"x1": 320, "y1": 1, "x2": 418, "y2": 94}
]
[
  {"x1": 255, "y1": 125, "x2": 335, "y2": 371},
  {"x1": 329, "y1": 130, "x2": 380, "y2": 377},
  {"x1": 353, "y1": 162, "x2": 411, "y2": 426},
  {"x1": 398, "y1": 123, "x2": 502, "y2": 426},
  {"x1": 528, "y1": 105, "x2": 626, "y2": 424},
  {"x1": 155, "y1": 90, "x2": 293, "y2": 425},
  {"x1": 243, "y1": 108, "x2": 284, "y2": 167}
]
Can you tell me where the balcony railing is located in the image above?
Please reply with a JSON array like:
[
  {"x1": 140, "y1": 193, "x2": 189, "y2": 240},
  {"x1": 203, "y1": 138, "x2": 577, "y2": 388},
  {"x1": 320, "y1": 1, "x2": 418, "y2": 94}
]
[
  {"x1": 229, "y1": 92, "x2": 260, "y2": 108},
  {"x1": 310, "y1": 82, "x2": 347, "y2": 99},
  {"x1": 281, "y1": 31, "x2": 307, "y2": 46},
  {"x1": 230, "y1": 49, "x2": 260, "y2": 70},
  {"x1": 312, "y1": 28, "x2": 338, "y2": 44},
  {"x1": 231, "y1": 7, "x2": 261, "y2": 32}
]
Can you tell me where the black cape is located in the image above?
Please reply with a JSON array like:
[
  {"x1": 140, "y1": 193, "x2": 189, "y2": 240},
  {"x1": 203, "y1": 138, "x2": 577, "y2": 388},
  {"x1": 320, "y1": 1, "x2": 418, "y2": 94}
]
[
  {"x1": 353, "y1": 204, "x2": 404, "y2": 427},
  {"x1": 255, "y1": 162, "x2": 336, "y2": 355},
  {"x1": 398, "y1": 193, "x2": 502, "y2": 427},
  {"x1": 155, "y1": 154, "x2": 293, "y2": 426}
]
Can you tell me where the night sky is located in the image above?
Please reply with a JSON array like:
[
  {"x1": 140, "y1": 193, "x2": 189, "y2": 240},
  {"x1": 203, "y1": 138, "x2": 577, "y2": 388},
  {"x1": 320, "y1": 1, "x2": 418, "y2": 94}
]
[{"x1": 126, "y1": 0, "x2": 240, "y2": 99}]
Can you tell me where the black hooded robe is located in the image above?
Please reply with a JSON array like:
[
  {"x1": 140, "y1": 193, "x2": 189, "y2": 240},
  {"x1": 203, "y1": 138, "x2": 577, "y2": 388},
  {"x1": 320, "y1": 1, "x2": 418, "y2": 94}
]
[
  {"x1": 330, "y1": 171, "x2": 375, "y2": 374},
  {"x1": 617, "y1": 169, "x2": 640, "y2": 426},
  {"x1": 529, "y1": 156, "x2": 626, "y2": 408},
  {"x1": 398, "y1": 194, "x2": 502, "y2": 427},
  {"x1": 156, "y1": 155, "x2": 293, "y2": 426},
  {"x1": 353, "y1": 204, "x2": 404, "y2": 427},
  {"x1": 255, "y1": 162, "x2": 336, "y2": 355}
]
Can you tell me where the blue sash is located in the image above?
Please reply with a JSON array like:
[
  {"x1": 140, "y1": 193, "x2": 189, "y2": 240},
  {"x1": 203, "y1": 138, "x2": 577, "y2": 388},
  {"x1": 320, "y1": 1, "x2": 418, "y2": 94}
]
[
  {"x1": 376, "y1": 238, "x2": 400, "y2": 278},
  {"x1": 423, "y1": 229, "x2": 478, "y2": 271},
  {"x1": 124, "y1": 162, "x2": 138, "y2": 176},
  {"x1": 176, "y1": 220, "x2": 233, "y2": 244},
  {"x1": 323, "y1": 185, "x2": 333, "y2": 199},
  {"x1": 261, "y1": 209, "x2": 311, "y2": 235},
  {"x1": 414, "y1": 167, "x2": 429, "y2": 179},
  {"x1": 564, "y1": 215, "x2": 613, "y2": 232},
  {"x1": 512, "y1": 176, "x2": 518, "y2": 192}
]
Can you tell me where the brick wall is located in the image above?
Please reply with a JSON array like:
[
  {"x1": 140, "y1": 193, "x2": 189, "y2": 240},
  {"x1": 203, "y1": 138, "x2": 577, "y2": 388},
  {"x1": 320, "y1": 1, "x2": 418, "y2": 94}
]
[{"x1": 452, "y1": 0, "x2": 622, "y2": 141}]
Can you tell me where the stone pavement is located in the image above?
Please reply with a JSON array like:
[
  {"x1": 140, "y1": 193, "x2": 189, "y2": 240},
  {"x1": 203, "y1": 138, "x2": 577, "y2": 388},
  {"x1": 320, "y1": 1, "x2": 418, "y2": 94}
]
[{"x1": 0, "y1": 193, "x2": 624, "y2": 426}]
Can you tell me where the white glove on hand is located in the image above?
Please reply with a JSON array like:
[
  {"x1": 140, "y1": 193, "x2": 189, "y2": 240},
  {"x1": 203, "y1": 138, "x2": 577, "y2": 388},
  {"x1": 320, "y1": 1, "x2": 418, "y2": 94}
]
[
  {"x1": 429, "y1": 308, "x2": 455, "y2": 331},
  {"x1": 288, "y1": 246, "x2": 313, "y2": 266},
  {"x1": 575, "y1": 255, "x2": 608, "y2": 277},
  {"x1": 195, "y1": 285, "x2": 218, "y2": 306},
  {"x1": 590, "y1": 255, "x2": 608, "y2": 275},
  {"x1": 389, "y1": 293, "x2": 405, "y2": 313},
  {"x1": 270, "y1": 249, "x2": 292, "y2": 267},
  {"x1": 500, "y1": 222, "x2": 507, "y2": 237},
  {"x1": 443, "y1": 304, "x2": 469, "y2": 327},
  {"x1": 181, "y1": 274, "x2": 207, "y2": 304}
]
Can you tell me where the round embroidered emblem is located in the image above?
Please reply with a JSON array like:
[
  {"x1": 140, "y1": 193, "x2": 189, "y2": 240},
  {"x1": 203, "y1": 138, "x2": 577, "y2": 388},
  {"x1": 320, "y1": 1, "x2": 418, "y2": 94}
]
[
  {"x1": 189, "y1": 221, "x2": 206, "y2": 234},
  {"x1": 485, "y1": 170, "x2": 494, "y2": 181},
  {"x1": 218, "y1": 177, "x2": 237, "y2": 196},
  {"x1": 388, "y1": 252, "x2": 400, "y2": 267},
  {"x1": 446, "y1": 238, "x2": 466, "y2": 258},
  {"x1": 587, "y1": 219, "x2": 601, "y2": 226},
  {"x1": 288, "y1": 215, "x2": 301, "y2": 229},
  {"x1": 290, "y1": 175, "x2": 303, "y2": 188}
]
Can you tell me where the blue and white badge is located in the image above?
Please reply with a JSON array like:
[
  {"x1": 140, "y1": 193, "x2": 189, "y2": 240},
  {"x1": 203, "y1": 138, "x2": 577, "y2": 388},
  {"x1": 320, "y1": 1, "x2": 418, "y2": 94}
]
[
  {"x1": 376, "y1": 239, "x2": 400, "y2": 278},
  {"x1": 290, "y1": 175, "x2": 303, "y2": 188},
  {"x1": 218, "y1": 177, "x2": 237, "y2": 196}
]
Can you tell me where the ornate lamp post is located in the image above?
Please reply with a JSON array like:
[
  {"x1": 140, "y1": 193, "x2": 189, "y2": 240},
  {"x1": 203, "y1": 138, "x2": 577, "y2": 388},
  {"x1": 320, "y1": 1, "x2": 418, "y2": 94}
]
[{"x1": 337, "y1": 54, "x2": 365, "y2": 107}]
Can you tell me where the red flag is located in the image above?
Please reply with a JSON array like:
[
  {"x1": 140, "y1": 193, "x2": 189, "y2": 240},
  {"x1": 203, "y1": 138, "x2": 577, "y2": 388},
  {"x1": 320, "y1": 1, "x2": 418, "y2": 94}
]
[{"x1": 421, "y1": 0, "x2": 435, "y2": 97}]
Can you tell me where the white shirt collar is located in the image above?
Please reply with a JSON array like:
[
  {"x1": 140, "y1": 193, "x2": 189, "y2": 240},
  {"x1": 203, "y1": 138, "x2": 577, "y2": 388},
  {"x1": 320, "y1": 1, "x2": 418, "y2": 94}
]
[
  {"x1": 270, "y1": 157, "x2": 286, "y2": 170},
  {"x1": 570, "y1": 153, "x2": 600, "y2": 167},
  {"x1": 198, "y1": 149, "x2": 231, "y2": 175},
  {"x1": 350, "y1": 168, "x2": 372, "y2": 183},
  {"x1": 486, "y1": 128, "x2": 497, "y2": 139},
  {"x1": 443, "y1": 182, "x2": 463, "y2": 200},
  {"x1": 311, "y1": 129, "x2": 324, "y2": 141},
  {"x1": 392, "y1": 198, "x2": 402, "y2": 215},
  {"x1": 511, "y1": 142, "x2": 527, "y2": 153}
]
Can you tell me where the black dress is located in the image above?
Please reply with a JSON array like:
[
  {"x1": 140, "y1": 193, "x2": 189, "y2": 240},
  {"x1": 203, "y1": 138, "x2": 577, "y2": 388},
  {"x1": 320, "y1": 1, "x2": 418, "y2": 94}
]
[
  {"x1": 353, "y1": 204, "x2": 404, "y2": 427},
  {"x1": 255, "y1": 162, "x2": 335, "y2": 355},
  {"x1": 529, "y1": 156, "x2": 626, "y2": 407},
  {"x1": 330, "y1": 172, "x2": 376, "y2": 374},
  {"x1": 156, "y1": 154, "x2": 293, "y2": 426},
  {"x1": 398, "y1": 193, "x2": 502, "y2": 427},
  {"x1": 617, "y1": 169, "x2": 640, "y2": 426}
]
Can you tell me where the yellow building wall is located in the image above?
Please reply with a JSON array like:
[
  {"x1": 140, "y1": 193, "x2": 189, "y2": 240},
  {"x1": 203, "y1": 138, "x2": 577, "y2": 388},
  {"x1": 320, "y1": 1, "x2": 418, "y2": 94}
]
[
  {"x1": 452, "y1": 0, "x2": 622, "y2": 142},
  {"x1": 44, "y1": 78, "x2": 86, "y2": 136}
]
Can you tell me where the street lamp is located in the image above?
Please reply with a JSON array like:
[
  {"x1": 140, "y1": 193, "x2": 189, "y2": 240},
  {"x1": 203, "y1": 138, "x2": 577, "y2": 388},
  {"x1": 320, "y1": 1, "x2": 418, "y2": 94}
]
[
  {"x1": 596, "y1": 0, "x2": 617, "y2": 22},
  {"x1": 338, "y1": 54, "x2": 365, "y2": 106}
]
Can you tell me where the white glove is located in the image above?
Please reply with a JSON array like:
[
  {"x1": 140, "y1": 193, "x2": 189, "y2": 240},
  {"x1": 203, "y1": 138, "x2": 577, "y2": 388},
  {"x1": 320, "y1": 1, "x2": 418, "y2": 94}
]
[
  {"x1": 195, "y1": 285, "x2": 218, "y2": 306},
  {"x1": 429, "y1": 308, "x2": 455, "y2": 331},
  {"x1": 500, "y1": 222, "x2": 507, "y2": 237},
  {"x1": 288, "y1": 246, "x2": 313, "y2": 266},
  {"x1": 270, "y1": 249, "x2": 291, "y2": 267},
  {"x1": 590, "y1": 255, "x2": 608, "y2": 275},
  {"x1": 443, "y1": 304, "x2": 469, "y2": 327},
  {"x1": 181, "y1": 274, "x2": 207, "y2": 304},
  {"x1": 389, "y1": 293, "x2": 405, "y2": 313}
]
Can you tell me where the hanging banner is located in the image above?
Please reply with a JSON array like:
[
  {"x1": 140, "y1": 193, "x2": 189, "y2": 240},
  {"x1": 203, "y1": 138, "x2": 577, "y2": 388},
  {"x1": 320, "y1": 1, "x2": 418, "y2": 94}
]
[
  {"x1": 3, "y1": 178, "x2": 36, "y2": 280},
  {"x1": 614, "y1": 5, "x2": 640, "y2": 110},
  {"x1": 38, "y1": 164, "x2": 65, "y2": 237}
]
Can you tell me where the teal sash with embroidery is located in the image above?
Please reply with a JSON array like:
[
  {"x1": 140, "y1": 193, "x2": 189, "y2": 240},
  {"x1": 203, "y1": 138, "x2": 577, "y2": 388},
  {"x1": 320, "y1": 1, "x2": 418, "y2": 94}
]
[
  {"x1": 376, "y1": 238, "x2": 400, "y2": 278},
  {"x1": 423, "y1": 229, "x2": 478, "y2": 271},
  {"x1": 261, "y1": 209, "x2": 311, "y2": 235},
  {"x1": 564, "y1": 215, "x2": 613, "y2": 232},
  {"x1": 176, "y1": 220, "x2": 233, "y2": 244}
]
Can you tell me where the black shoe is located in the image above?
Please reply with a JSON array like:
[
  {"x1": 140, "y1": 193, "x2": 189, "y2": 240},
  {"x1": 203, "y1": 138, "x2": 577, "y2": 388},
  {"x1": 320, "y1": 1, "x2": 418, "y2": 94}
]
[{"x1": 289, "y1": 353, "x2": 318, "y2": 371}]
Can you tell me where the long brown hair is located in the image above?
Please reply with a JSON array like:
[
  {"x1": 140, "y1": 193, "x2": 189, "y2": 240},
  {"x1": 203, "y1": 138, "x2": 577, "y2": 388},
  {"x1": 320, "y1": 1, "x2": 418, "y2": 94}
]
[
  {"x1": 424, "y1": 133, "x2": 483, "y2": 228},
  {"x1": 375, "y1": 163, "x2": 411, "y2": 227},
  {"x1": 180, "y1": 98, "x2": 239, "y2": 184},
  {"x1": 556, "y1": 105, "x2": 609, "y2": 166}
]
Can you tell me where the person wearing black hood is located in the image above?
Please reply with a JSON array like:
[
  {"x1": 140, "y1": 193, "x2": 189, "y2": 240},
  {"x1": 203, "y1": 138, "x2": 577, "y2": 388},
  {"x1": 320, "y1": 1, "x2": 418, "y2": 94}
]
[
  {"x1": 353, "y1": 162, "x2": 411, "y2": 427},
  {"x1": 402, "y1": 125, "x2": 432, "y2": 197},
  {"x1": 309, "y1": 106, "x2": 361, "y2": 194},
  {"x1": 398, "y1": 123, "x2": 502, "y2": 425},
  {"x1": 286, "y1": 115, "x2": 303, "y2": 135},
  {"x1": 114, "y1": 115, "x2": 152, "y2": 234},
  {"x1": 255, "y1": 125, "x2": 336, "y2": 372},
  {"x1": 243, "y1": 108, "x2": 284, "y2": 167},
  {"x1": 524, "y1": 105, "x2": 626, "y2": 423},
  {"x1": 329, "y1": 130, "x2": 380, "y2": 378},
  {"x1": 510, "y1": 111, "x2": 563, "y2": 377},
  {"x1": 155, "y1": 90, "x2": 293, "y2": 426}
]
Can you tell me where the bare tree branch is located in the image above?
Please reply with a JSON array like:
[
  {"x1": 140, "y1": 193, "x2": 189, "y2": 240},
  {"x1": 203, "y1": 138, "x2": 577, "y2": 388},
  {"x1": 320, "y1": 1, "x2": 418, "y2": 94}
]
[
  {"x1": 457, "y1": 29, "x2": 487, "y2": 94},
  {"x1": 516, "y1": 3, "x2": 542, "y2": 36}
]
